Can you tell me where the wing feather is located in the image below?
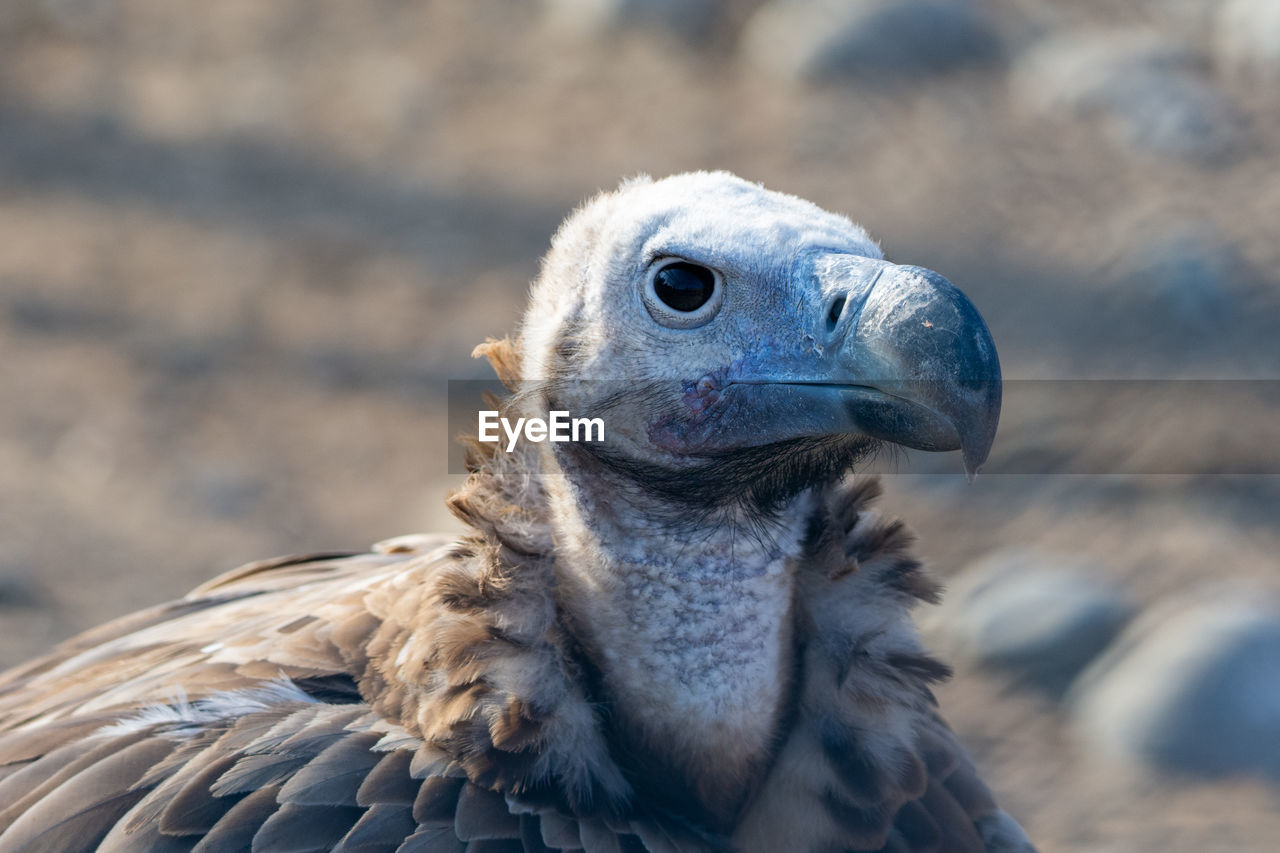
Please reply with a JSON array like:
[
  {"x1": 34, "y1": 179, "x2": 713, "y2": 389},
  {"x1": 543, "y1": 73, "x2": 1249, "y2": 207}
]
[
  {"x1": 0, "y1": 736, "x2": 107, "y2": 810},
  {"x1": 252, "y1": 802, "x2": 367, "y2": 852},
  {"x1": 333, "y1": 802, "x2": 418, "y2": 851},
  {"x1": 461, "y1": 840, "x2": 522, "y2": 852},
  {"x1": 0, "y1": 727, "x2": 155, "y2": 834},
  {"x1": 152, "y1": 752, "x2": 243, "y2": 835},
  {"x1": 394, "y1": 826, "x2": 466, "y2": 852},
  {"x1": 453, "y1": 783, "x2": 521, "y2": 841},
  {"x1": 537, "y1": 812, "x2": 583, "y2": 850},
  {"x1": 357, "y1": 749, "x2": 419, "y2": 807},
  {"x1": 190, "y1": 784, "x2": 281, "y2": 853},
  {"x1": 277, "y1": 730, "x2": 385, "y2": 806},
  {"x1": 413, "y1": 775, "x2": 465, "y2": 825},
  {"x1": 0, "y1": 734, "x2": 174, "y2": 853}
]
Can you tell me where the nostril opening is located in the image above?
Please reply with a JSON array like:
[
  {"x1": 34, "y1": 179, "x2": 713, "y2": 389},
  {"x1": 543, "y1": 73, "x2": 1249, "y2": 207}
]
[{"x1": 826, "y1": 295, "x2": 846, "y2": 334}]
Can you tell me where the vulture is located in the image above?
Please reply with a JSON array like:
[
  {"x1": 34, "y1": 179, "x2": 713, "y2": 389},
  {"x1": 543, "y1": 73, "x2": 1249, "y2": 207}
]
[{"x1": 0, "y1": 172, "x2": 1034, "y2": 853}]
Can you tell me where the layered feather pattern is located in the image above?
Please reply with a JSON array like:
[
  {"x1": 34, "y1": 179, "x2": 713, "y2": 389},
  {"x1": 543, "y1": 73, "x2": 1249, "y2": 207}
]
[{"x1": 0, "y1": 337, "x2": 1033, "y2": 850}]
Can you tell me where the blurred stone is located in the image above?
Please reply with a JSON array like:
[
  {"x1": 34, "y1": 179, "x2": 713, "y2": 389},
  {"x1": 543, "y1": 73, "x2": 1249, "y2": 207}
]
[
  {"x1": 52, "y1": 423, "x2": 120, "y2": 491},
  {"x1": 1070, "y1": 589, "x2": 1280, "y2": 779},
  {"x1": 1216, "y1": 0, "x2": 1280, "y2": 79},
  {"x1": 1119, "y1": 222, "x2": 1243, "y2": 323},
  {"x1": 140, "y1": 340, "x2": 228, "y2": 382},
  {"x1": 926, "y1": 549, "x2": 1133, "y2": 692},
  {"x1": 1132, "y1": 0, "x2": 1227, "y2": 38},
  {"x1": 543, "y1": 0, "x2": 720, "y2": 40},
  {"x1": 1012, "y1": 30, "x2": 1243, "y2": 163},
  {"x1": 0, "y1": 562, "x2": 43, "y2": 609},
  {"x1": 36, "y1": 0, "x2": 114, "y2": 36},
  {"x1": 182, "y1": 468, "x2": 267, "y2": 519},
  {"x1": 741, "y1": 0, "x2": 1000, "y2": 85}
]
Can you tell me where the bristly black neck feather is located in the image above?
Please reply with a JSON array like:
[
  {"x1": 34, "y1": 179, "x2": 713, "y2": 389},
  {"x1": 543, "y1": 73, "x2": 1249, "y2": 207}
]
[{"x1": 560, "y1": 433, "x2": 878, "y2": 523}]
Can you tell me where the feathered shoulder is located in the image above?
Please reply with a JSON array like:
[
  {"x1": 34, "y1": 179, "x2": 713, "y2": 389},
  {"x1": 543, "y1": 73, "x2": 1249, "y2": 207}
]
[{"x1": 0, "y1": 339, "x2": 1028, "y2": 852}]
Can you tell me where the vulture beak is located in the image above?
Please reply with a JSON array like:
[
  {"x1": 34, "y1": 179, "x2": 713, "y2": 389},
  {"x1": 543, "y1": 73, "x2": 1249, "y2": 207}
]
[
  {"x1": 669, "y1": 254, "x2": 1001, "y2": 476},
  {"x1": 802, "y1": 253, "x2": 1001, "y2": 475}
]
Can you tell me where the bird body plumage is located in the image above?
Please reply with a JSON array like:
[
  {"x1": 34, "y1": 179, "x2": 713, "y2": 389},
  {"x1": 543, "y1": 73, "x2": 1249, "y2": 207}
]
[{"x1": 0, "y1": 173, "x2": 1033, "y2": 852}]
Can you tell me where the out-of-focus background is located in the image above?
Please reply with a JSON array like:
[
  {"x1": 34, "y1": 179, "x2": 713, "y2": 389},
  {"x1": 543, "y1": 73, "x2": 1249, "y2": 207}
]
[{"x1": 1, "y1": 0, "x2": 1278, "y2": 849}]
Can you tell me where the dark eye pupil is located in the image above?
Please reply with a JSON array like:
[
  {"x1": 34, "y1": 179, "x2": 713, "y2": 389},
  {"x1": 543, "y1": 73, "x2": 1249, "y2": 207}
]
[{"x1": 653, "y1": 263, "x2": 716, "y2": 312}]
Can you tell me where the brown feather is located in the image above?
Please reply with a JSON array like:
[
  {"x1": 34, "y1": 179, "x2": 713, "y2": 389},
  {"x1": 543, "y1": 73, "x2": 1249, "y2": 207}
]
[
  {"x1": 0, "y1": 735, "x2": 173, "y2": 853},
  {"x1": 154, "y1": 752, "x2": 243, "y2": 835},
  {"x1": 579, "y1": 819, "x2": 629, "y2": 853},
  {"x1": 538, "y1": 811, "x2": 584, "y2": 849},
  {"x1": 96, "y1": 811, "x2": 198, "y2": 853},
  {"x1": 892, "y1": 799, "x2": 943, "y2": 853},
  {"x1": 190, "y1": 784, "x2": 281, "y2": 853},
  {"x1": 252, "y1": 801, "x2": 366, "y2": 852},
  {"x1": 462, "y1": 839, "x2": 523, "y2": 853},
  {"x1": 0, "y1": 716, "x2": 116, "y2": 766},
  {"x1": 188, "y1": 551, "x2": 359, "y2": 596},
  {"x1": 917, "y1": 779, "x2": 986, "y2": 853},
  {"x1": 356, "y1": 749, "x2": 420, "y2": 807},
  {"x1": 517, "y1": 814, "x2": 556, "y2": 853},
  {"x1": 0, "y1": 728, "x2": 155, "y2": 833},
  {"x1": 333, "y1": 801, "x2": 417, "y2": 851},
  {"x1": 488, "y1": 697, "x2": 544, "y2": 752},
  {"x1": 396, "y1": 826, "x2": 466, "y2": 852},
  {"x1": 940, "y1": 760, "x2": 999, "y2": 820},
  {"x1": 453, "y1": 782, "x2": 521, "y2": 841},
  {"x1": 0, "y1": 743, "x2": 95, "y2": 817},
  {"x1": 277, "y1": 730, "x2": 385, "y2": 807},
  {"x1": 413, "y1": 775, "x2": 465, "y2": 826},
  {"x1": 471, "y1": 338, "x2": 521, "y2": 390}
]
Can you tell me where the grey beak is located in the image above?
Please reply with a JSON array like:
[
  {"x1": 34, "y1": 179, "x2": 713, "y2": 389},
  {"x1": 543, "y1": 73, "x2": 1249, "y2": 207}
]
[
  {"x1": 646, "y1": 254, "x2": 1001, "y2": 476},
  {"x1": 816, "y1": 254, "x2": 1002, "y2": 475}
]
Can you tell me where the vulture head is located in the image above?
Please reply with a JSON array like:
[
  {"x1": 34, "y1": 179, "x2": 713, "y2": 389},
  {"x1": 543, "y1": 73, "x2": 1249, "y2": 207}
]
[
  {"x1": 488, "y1": 172, "x2": 1003, "y2": 823},
  {"x1": 0, "y1": 171, "x2": 1034, "y2": 853},
  {"x1": 518, "y1": 171, "x2": 1000, "y2": 515}
]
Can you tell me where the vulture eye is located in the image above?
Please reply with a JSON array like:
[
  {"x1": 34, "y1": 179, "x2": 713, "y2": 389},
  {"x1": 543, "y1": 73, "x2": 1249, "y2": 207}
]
[
  {"x1": 642, "y1": 259, "x2": 724, "y2": 328},
  {"x1": 655, "y1": 263, "x2": 715, "y2": 311}
]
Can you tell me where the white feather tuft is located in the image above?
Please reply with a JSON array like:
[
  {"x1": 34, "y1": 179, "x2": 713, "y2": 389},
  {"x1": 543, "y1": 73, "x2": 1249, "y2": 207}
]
[{"x1": 94, "y1": 678, "x2": 319, "y2": 740}]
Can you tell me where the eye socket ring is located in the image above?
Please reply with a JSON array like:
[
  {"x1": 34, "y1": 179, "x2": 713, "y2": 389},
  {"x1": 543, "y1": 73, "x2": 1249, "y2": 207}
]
[{"x1": 640, "y1": 259, "x2": 725, "y2": 329}]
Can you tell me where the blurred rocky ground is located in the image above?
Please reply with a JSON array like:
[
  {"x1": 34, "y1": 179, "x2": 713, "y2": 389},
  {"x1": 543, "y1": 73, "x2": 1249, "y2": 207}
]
[{"x1": 1, "y1": 1, "x2": 1278, "y2": 850}]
